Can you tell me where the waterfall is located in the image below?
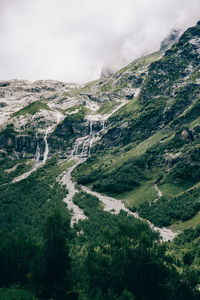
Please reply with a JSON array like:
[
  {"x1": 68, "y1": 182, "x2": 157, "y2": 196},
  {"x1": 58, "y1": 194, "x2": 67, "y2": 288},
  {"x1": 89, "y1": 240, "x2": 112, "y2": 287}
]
[
  {"x1": 71, "y1": 119, "x2": 107, "y2": 158},
  {"x1": 71, "y1": 139, "x2": 82, "y2": 156},
  {"x1": 88, "y1": 138, "x2": 93, "y2": 156},
  {"x1": 35, "y1": 144, "x2": 40, "y2": 162},
  {"x1": 102, "y1": 119, "x2": 105, "y2": 130},
  {"x1": 81, "y1": 140, "x2": 87, "y2": 157},
  {"x1": 43, "y1": 129, "x2": 49, "y2": 163},
  {"x1": 89, "y1": 121, "x2": 93, "y2": 135}
]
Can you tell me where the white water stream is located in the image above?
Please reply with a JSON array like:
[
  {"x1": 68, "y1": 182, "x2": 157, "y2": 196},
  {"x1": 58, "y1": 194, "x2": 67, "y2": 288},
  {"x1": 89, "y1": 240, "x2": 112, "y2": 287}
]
[
  {"x1": 43, "y1": 129, "x2": 50, "y2": 163},
  {"x1": 71, "y1": 120, "x2": 94, "y2": 157},
  {"x1": 12, "y1": 105, "x2": 63, "y2": 183}
]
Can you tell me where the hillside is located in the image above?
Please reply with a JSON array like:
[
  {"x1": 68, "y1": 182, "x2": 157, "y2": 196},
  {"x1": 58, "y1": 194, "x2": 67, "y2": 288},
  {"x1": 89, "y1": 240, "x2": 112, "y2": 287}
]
[
  {"x1": 74, "y1": 21, "x2": 200, "y2": 229},
  {"x1": 0, "y1": 21, "x2": 200, "y2": 299}
]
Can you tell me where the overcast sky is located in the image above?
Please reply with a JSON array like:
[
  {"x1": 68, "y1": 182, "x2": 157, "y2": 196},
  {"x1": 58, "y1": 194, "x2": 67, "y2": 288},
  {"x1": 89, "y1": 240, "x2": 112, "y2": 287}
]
[{"x1": 0, "y1": 0, "x2": 199, "y2": 83}]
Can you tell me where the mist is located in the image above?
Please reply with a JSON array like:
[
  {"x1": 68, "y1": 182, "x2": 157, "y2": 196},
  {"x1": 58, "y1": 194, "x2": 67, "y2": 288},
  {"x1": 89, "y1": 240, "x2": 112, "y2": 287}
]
[{"x1": 0, "y1": 0, "x2": 199, "y2": 83}]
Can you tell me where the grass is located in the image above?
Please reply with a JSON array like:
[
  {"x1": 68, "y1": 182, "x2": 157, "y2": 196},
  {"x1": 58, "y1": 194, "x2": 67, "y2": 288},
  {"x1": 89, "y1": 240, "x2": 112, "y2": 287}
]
[
  {"x1": 96, "y1": 101, "x2": 118, "y2": 115},
  {"x1": 0, "y1": 158, "x2": 34, "y2": 185},
  {"x1": 60, "y1": 105, "x2": 90, "y2": 119},
  {"x1": 65, "y1": 104, "x2": 85, "y2": 113},
  {"x1": 110, "y1": 96, "x2": 139, "y2": 119},
  {"x1": 98, "y1": 81, "x2": 113, "y2": 93},
  {"x1": 117, "y1": 180, "x2": 157, "y2": 208},
  {"x1": 188, "y1": 116, "x2": 200, "y2": 129},
  {"x1": 36, "y1": 158, "x2": 75, "y2": 182},
  {"x1": 102, "y1": 130, "x2": 173, "y2": 171},
  {"x1": 75, "y1": 128, "x2": 174, "y2": 191},
  {"x1": 125, "y1": 131, "x2": 173, "y2": 158},
  {"x1": 112, "y1": 82, "x2": 128, "y2": 93},
  {"x1": 57, "y1": 159, "x2": 75, "y2": 173},
  {"x1": 12, "y1": 101, "x2": 51, "y2": 117},
  {"x1": 159, "y1": 183, "x2": 189, "y2": 198},
  {"x1": 172, "y1": 211, "x2": 200, "y2": 231}
]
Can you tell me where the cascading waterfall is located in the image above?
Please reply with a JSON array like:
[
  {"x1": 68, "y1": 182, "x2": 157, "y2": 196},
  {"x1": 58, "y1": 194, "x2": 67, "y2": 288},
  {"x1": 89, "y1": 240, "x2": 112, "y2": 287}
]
[
  {"x1": 71, "y1": 139, "x2": 82, "y2": 156},
  {"x1": 35, "y1": 143, "x2": 40, "y2": 162},
  {"x1": 71, "y1": 120, "x2": 95, "y2": 158},
  {"x1": 89, "y1": 120, "x2": 93, "y2": 135},
  {"x1": 88, "y1": 139, "x2": 93, "y2": 156},
  {"x1": 12, "y1": 138, "x2": 42, "y2": 183},
  {"x1": 12, "y1": 107, "x2": 63, "y2": 183},
  {"x1": 43, "y1": 129, "x2": 49, "y2": 163},
  {"x1": 81, "y1": 140, "x2": 87, "y2": 157},
  {"x1": 88, "y1": 121, "x2": 93, "y2": 156}
]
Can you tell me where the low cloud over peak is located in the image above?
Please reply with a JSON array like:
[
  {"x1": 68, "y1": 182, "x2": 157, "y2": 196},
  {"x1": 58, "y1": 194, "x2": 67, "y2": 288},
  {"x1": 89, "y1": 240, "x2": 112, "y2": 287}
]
[{"x1": 0, "y1": 0, "x2": 199, "y2": 83}]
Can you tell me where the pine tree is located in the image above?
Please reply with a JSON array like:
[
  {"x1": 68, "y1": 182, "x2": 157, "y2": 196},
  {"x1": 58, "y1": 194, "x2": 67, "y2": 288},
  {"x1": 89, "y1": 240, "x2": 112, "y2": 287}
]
[{"x1": 43, "y1": 208, "x2": 70, "y2": 299}]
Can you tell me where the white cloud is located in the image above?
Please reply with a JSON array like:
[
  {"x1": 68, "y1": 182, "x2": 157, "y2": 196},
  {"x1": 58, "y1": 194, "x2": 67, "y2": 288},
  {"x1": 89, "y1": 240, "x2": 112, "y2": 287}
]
[{"x1": 0, "y1": 0, "x2": 199, "y2": 82}]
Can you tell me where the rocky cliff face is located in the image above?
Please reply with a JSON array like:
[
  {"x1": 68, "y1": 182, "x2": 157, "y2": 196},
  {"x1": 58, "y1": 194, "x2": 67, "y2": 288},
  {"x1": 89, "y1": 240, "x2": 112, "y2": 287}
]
[
  {"x1": 0, "y1": 48, "x2": 158, "y2": 158},
  {"x1": 0, "y1": 21, "x2": 200, "y2": 166}
]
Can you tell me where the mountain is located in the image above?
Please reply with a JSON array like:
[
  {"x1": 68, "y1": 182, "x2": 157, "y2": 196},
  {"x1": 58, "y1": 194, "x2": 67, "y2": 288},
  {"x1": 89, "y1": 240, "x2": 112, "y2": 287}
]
[
  {"x1": 74, "y1": 21, "x2": 200, "y2": 227},
  {"x1": 0, "y1": 21, "x2": 200, "y2": 299}
]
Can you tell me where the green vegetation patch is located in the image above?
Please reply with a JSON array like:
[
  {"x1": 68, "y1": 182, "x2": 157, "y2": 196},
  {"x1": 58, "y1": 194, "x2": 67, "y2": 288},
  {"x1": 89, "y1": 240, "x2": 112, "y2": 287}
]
[
  {"x1": 98, "y1": 81, "x2": 113, "y2": 92},
  {"x1": 71, "y1": 192, "x2": 199, "y2": 299},
  {"x1": 138, "y1": 186, "x2": 200, "y2": 227},
  {"x1": 76, "y1": 155, "x2": 147, "y2": 195},
  {"x1": 117, "y1": 180, "x2": 158, "y2": 209},
  {"x1": 64, "y1": 105, "x2": 89, "y2": 120},
  {"x1": 0, "y1": 158, "x2": 33, "y2": 185},
  {"x1": 168, "y1": 225, "x2": 200, "y2": 291},
  {"x1": 12, "y1": 101, "x2": 51, "y2": 117},
  {"x1": 96, "y1": 100, "x2": 118, "y2": 115},
  {"x1": 0, "y1": 288, "x2": 36, "y2": 300},
  {"x1": 65, "y1": 104, "x2": 88, "y2": 114},
  {"x1": 159, "y1": 183, "x2": 187, "y2": 198},
  {"x1": 174, "y1": 211, "x2": 200, "y2": 231},
  {"x1": 0, "y1": 157, "x2": 74, "y2": 239}
]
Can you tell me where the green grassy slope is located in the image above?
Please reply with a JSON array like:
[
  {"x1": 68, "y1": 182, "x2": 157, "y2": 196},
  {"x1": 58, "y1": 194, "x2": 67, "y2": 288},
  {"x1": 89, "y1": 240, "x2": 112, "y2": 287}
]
[
  {"x1": 13, "y1": 101, "x2": 51, "y2": 117},
  {"x1": 74, "y1": 21, "x2": 200, "y2": 227}
]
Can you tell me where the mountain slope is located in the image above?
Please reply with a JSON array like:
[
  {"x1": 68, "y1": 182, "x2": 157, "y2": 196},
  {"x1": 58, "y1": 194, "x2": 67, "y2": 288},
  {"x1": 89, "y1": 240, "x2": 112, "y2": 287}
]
[
  {"x1": 0, "y1": 22, "x2": 200, "y2": 230},
  {"x1": 74, "y1": 21, "x2": 200, "y2": 230},
  {"x1": 0, "y1": 21, "x2": 200, "y2": 299}
]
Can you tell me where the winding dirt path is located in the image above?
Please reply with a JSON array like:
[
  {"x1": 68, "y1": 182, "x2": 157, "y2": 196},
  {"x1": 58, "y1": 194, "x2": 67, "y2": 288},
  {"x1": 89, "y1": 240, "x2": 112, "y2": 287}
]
[
  {"x1": 61, "y1": 158, "x2": 87, "y2": 226},
  {"x1": 154, "y1": 184, "x2": 163, "y2": 202},
  {"x1": 81, "y1": 185, "x2": 177, "y2": 242},
  {"x1": 10, "y1": 98, "x2": 178, "y2": 242}
]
